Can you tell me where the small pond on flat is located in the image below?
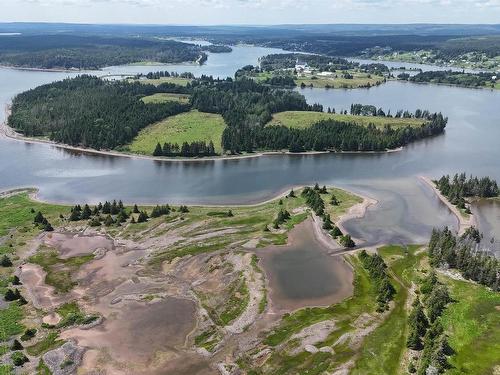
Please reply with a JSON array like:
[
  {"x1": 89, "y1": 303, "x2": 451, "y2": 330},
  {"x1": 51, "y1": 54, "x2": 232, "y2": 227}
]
[{"x1": 258, "y1": 218, "x2": 353, "y2": 312}]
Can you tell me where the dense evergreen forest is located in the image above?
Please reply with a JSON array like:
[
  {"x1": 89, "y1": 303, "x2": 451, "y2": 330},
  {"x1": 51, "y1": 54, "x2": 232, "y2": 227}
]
[
  {"x1": 435, "y1": 173, "x2": 499, "y2": 209},
  {"x1": 0, "y1": 35, "x2": 205, "y2": 69},
  {"x1": 256, "y1": 113, "x2": 446, "y2": 152},
  {"x1": 8, "y1": 75, "x2": 190, "y2": 149},
  {"x1": 190, "y1": 77, "x2": 318, "y2": 152},
  {"x1": 201, "y1": 45, "x2": 232, "y2": 53},
  {"x1": 406, "y1": 70, "x2": 498, "y2": 89},
  {"x1": 429, "y1": 227, "x2": 499, "y2": 290},
  {"x1": 259, "y1": 53, "x2": 389, "y2": 74}
]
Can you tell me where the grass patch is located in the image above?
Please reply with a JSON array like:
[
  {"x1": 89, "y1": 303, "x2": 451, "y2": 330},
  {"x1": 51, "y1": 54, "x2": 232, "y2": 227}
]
[
  {"x1": 219, "y1": 274, "x2": 250, "y2": 325},
  {"x1": 194, "y1": 327, "x2": 221, "y2": 352},
  {"x1": 126, "y1": 110, "x2": 226, "y2": 155},
  {"x1": 29, "y1": 248, "x2": 94, "y2": 293},
  {"x1": 141, "y1": 92, "x2": 190, "y2": 104},
  {"x1": 131, "y1": 76, "x2": 192, "y2": 86},
  {"x1": 26, "y1": 332, "x2": 64, "y2": 356},
  {"x1": 0, "y1": 302, "x2": 24, "y2": 341},
  {"x1": 295, "y1": 71, "x2": 384, "y2": 89},
  {"x1": 268, "y1": 111, "x2": 426, "y2": 131},
  {"x1": 440, "y1": 277, "x2": 500, "y2": 374},
  {"x1": 55, "y1": 301, "x2": 99, "y2": 328}
]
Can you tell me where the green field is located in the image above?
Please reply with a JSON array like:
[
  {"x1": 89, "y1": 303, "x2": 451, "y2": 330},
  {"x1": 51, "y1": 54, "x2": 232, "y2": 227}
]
[
  {"x1": 296, "y1": 71, "x2": 384, "y2": 89},
  {"x1": 267, "y1": 111, "x2": 426, "y2": 130},
  {"x1": 440, "y1": 277, "x2": 500, "y2": 374},
  {"x1": 126, "y1": 110, "x2": 226, "y2": 155},
  {"x1": 131, "y1": 76, "x2": 193, "y2": 86},
  {"x1": 141, "y1": 92, "x2": 190, "y2": 104}
]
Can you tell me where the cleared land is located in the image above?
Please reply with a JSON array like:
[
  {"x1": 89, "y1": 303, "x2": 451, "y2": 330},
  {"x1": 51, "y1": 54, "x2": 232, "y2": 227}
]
[
  {"x1": 267, "y1": 111, "x2": 426, "y2": 130},
  {"x1": 141, "y1": 92, "x2": 190, "y2": 104},
  {"x1": 125, "y1": 110, "x2": 226, "y2": 155},
  {"x1": 440, "y1": 275, "x2": 500, "y2": 374},
  {"x1": 130, "y1": 76, "x2": 193, "y2": 86},
  {"x1": 296, "y1": 71, "x2": 385, "y2": 89}
]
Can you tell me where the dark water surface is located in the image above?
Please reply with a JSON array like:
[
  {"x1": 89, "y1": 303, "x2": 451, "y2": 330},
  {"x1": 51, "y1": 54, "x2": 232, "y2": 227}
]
[{"x1": 1, "y1": 45, "x2": 499, "y2": 250}]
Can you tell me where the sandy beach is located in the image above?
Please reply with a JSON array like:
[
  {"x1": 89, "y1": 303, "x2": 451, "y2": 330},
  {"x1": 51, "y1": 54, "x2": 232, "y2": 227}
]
[{"x1": 419, "y1": 175, "x2": 476, "y2": 235}]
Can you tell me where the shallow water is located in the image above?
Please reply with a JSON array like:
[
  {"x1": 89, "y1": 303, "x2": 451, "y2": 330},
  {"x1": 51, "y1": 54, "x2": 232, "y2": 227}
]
[{"x1": 258, "y1": 219, "x2": 354, "y2": 312}]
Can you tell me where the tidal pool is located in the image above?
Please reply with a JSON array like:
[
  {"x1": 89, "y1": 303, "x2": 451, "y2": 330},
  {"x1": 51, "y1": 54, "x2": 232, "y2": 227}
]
[{"x1": 258, "y1": 219, "x2": 354, "y2": 312}]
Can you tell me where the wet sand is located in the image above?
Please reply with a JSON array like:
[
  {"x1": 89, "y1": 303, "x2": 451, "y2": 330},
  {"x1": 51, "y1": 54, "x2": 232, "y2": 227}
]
[
  {"x1": 42, "y1": 231, "x2": 114, "y2": 258},
  {"x1": 258, "y1": 218, "x2": 354, "y2": 313}
]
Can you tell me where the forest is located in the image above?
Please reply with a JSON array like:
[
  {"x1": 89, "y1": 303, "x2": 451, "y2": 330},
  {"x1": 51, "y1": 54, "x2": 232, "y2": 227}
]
[
  {"x1": 435, "y1": 173, "x2": 499, "y2": 209},
  {"x1": 428, "y1": 227, "x2": 499, "y2": 290},
  {"x1": 255, "y1": 114, "x2": 446, "y2": 152},
  {"x1": 0, "y1": 34, "x2": 205, "y2": 69},
  {"x1": 407, "y1": 70, "x2": 498, "y2": 89},
  {"x1": 8, "y1": 75, "x2": 190, "y2": 149}
]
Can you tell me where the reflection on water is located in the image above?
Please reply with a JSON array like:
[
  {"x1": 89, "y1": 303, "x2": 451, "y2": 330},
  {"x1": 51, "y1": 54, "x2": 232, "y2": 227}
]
[
  {"x1": 472, "y1": 200, "x2": 500, "y2": 255},
  {"x1": 1, "y1": 46, "x2": 500, "y2": 251},
  {"x1": 258, "y1": 219, "x2": 353, "y2": 312}
]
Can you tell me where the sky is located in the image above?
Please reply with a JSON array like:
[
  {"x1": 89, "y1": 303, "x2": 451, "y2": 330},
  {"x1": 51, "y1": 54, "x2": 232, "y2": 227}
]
[{"x1": 1, "y1": 0, "x2": 500, "y2": 25}]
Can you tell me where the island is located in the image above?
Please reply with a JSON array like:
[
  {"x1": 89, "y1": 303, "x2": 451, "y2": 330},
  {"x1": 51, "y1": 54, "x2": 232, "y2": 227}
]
[{"x1": 6, "y1": 73, "x2": 447, "y2": 158}]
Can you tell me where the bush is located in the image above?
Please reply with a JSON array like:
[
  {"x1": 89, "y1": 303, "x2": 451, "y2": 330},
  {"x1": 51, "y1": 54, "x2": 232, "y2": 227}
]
[{"x1": 11, "y1": 351, "x2": 29, "y2": 366}]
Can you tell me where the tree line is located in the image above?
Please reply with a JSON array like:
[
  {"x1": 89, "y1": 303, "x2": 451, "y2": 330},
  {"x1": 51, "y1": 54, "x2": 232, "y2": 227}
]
[
  {"x1": 0, "y1": 34, "x2": 205, "y2": 70},
  {"x1": 406, "y1": 70, "x2": 498, "y2": 89},
  {"x1": 257, "y1": 114, "x2": 447, "y2": 152},
  {"x1": 435, "y1": 173, "x2": 499, "y2": 211},
  {"x1": 358, "y1": 250, "x2": 396, "y2": 311},
  {"x1": 350, "y1": 104, "x2": 435, "y2": 119},
  {"x1": 407, "y1": 270, "x2": 453, "y2": 374},
  {"x1": 153, "y1": 141, "x2": 216, "y2": 157},
  {"x1": 428, "y1": 226, "x2": 499, "y2": 290}
]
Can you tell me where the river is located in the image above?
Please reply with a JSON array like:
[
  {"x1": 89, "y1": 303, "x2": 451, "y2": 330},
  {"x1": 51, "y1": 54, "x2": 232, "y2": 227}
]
[{"x1": 1, "y1": 45, "x2": 499, "y2": 253}]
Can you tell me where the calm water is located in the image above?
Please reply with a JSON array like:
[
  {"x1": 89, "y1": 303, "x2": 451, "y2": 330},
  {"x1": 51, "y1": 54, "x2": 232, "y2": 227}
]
[
  {"x1": 258, "y1": 219, "x2": 353, "y2": 311},
  {"x1": 1, "y1": 45, "x2": 499, "y2": 250}
]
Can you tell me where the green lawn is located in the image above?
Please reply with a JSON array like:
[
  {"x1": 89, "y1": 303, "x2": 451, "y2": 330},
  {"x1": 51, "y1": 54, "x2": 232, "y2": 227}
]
[
  {"x1": 267, "y1": 111, "x2": 426, "y2": 130},
  {"x1": 440, "y1": 277, "x2": 500, "y2": 374},
  {"x1": 141, "y1": 92, "x2": 190, "y2": 104},
  {"x1": 126, "y1": 110, "x2": 226, "y2": 155}
]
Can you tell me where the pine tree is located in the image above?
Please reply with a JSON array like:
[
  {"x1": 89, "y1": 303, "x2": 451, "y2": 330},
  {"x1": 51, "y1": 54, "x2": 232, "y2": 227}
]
[
  {"x1": 1, "y1": 255, "x2": 13, "y2": 267},
  {"x1": 11, "y1": 339, "x2": 23, "y2": 350},
  {"x1": 153, "y1": 142, "x2": 163, "y2": 156},
  {"x1": 81, "y1": 204, "x2": 92, "y2": 220}
]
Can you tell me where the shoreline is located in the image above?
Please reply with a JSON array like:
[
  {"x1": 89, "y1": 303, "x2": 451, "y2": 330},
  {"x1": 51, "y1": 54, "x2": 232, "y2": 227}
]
[
  {"x1": 0, "y1": 119, "x2": 404, "y2": 164},
  {"x1": 419, "y1": 176, "x2": 476, "y2": 235}
]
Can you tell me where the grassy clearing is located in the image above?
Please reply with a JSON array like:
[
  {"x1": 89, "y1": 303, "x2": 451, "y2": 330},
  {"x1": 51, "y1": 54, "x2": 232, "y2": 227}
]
[
  {"x1": 352, "y1": 245, "x2": 422, "y2": 374},
  {"x1": 267, "y1": 111, "x2": 426, "y2": 130},
  {"x1": 131, "y1": 76, "x2": 192, "y2": 86},
  {"x1": 29, "y1": 247, "x2": 94, "y2": 293},
  {"x1": 141, "y1": 92, "x2": 190, "y2": 104},
  {"x1": 126, "y1": 110, "x2": 226, "y2": 155},
  {"x1": 324, "y1": 187, "x2": 363, "y2": 222},
  {"x1": 295, "y1": 71, "x2": 384, "y2": 89},
  {"x1": 0, "y1": 192, "x2": 64, "y2": 256},
  {"x1": 440, "y1": 277, "x2": 500, "y2": 374},
  {"x1": 0, "y1": 302, "x2": 24, "y2": 341}
]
